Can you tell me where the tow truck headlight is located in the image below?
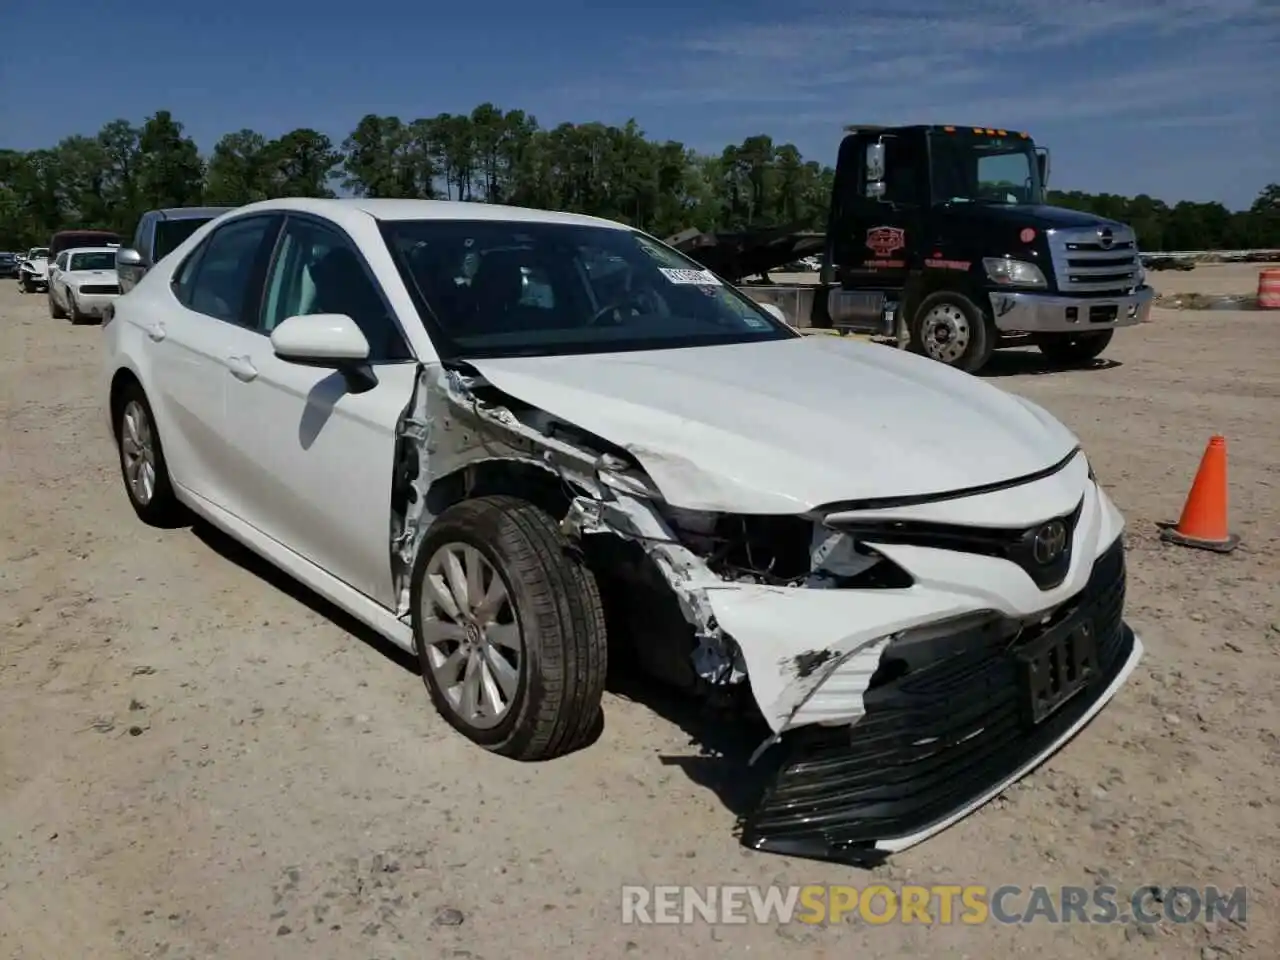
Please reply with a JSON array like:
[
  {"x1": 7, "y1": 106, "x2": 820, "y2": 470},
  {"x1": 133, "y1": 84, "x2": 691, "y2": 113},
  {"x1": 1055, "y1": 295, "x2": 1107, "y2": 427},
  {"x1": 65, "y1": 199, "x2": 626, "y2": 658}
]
[{"x1": 983, "y1": 257, "x2": 1047, "y2": 288}]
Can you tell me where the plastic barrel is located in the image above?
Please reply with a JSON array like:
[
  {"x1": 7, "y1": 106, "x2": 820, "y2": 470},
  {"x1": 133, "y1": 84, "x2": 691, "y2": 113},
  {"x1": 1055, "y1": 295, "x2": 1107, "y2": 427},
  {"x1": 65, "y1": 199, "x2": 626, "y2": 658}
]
[{"x1": 1259, "y1": 268, "x2": 1280, "y2": 310}]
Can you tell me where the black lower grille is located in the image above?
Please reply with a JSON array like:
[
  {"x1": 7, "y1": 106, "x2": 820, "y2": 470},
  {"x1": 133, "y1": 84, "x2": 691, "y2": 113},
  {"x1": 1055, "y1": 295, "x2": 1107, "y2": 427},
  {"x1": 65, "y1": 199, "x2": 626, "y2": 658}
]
[
  {"x1": 79, "y1": 284, "x2": 120, "y2": 295},
  {"x1": 742, "y1": 538, "x2": 1131, "y2": 866}
]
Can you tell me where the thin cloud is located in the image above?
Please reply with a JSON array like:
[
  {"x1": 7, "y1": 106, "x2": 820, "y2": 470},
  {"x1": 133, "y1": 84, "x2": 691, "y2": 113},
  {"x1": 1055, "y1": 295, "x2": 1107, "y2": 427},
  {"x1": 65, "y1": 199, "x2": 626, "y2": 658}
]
[{"x1": 564, "y1": 0, "x2": 1275, "y2": 117}]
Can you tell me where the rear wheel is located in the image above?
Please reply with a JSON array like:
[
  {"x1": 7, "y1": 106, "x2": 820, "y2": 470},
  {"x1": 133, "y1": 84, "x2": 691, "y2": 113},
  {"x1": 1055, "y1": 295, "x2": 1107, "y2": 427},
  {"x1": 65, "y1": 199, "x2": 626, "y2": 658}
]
[
  {"x1": 114, "y1": 383, "x2": 183, "y2": 526},
  {"x1": 410, "y1": 496, "x2": 607, "y2": 761},
  {"x1": 910, "y1": 291, "x2": 996, "y2": 373},
  {"x1": 1033, "y1": 330, "x2": 1113, "y2": 366}
]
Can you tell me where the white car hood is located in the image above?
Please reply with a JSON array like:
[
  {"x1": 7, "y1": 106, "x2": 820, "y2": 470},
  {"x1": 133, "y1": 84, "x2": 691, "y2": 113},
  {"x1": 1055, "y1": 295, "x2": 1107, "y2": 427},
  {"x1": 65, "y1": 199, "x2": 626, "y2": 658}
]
[
  {"x1": 466, "y1": 336, "x2": 1079, "y2": 513},
  {"x1": 23, "y1": 258, "x2": 48, "y2": 277}
]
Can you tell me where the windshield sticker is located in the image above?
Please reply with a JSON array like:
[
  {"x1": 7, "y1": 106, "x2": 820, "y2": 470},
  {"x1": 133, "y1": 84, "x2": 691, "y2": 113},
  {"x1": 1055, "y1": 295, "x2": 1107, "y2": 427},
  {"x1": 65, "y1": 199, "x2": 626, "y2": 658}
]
[
  {"x1": 742, "y1": 314, "x2": 770, "y2": 328},
  {"x1": 659, "y1": 267, "x2": 722, "y2": 286}
]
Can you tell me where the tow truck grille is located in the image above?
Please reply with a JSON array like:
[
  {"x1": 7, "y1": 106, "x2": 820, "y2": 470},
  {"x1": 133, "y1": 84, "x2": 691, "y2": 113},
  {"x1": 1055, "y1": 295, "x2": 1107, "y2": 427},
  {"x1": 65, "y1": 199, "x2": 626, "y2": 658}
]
[{"x1": 1048, "y1": 226, "x2": 1142, "y2": 296}]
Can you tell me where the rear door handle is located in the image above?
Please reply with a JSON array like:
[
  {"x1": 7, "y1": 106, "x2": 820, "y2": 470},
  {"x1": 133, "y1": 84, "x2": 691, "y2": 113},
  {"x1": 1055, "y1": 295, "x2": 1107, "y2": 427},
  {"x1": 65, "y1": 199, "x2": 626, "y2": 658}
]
[
  {"x1": 146, "y1": 322, "x2": 166, "y2": 341},
  {"x1": 226, "y1": 354, "x2": 258, "y2": 382}
]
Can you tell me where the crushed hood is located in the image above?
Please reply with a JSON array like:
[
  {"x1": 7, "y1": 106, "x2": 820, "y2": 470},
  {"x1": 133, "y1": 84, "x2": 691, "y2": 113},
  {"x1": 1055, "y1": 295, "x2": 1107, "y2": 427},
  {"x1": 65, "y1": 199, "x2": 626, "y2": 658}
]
[{"x1": 467, "y1": 337, "x2": 1078, "y2": 513}]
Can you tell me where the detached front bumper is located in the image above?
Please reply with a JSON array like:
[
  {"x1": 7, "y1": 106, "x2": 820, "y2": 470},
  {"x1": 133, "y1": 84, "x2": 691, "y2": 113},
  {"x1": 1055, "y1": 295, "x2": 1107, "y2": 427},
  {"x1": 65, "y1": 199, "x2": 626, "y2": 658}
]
[
  {"x1": 989, "y1": 286, "x2": 1153, "y2": 333},
  {"x1": 742, "y1": 538, "x2": 1140, "y2": 866}
]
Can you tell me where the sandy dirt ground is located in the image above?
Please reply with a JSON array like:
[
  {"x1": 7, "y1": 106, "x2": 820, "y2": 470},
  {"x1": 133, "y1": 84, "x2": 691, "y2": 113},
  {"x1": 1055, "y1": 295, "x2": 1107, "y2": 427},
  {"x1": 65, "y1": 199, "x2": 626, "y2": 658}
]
[{"x1": 1, "y1": 282, "x2": 1276, "y2": 960}]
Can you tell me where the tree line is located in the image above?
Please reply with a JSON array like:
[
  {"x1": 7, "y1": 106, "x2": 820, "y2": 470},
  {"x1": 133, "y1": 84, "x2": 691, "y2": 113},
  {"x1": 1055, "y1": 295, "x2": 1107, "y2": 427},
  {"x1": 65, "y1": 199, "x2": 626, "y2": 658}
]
[{"x1": 1, "y1": 107, "x2": 1277, "y2": 252}]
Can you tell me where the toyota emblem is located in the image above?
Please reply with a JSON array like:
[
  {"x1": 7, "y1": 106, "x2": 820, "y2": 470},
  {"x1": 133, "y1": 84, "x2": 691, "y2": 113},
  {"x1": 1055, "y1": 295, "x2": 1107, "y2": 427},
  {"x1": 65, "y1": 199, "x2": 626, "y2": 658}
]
[{"x1": 1032, "y1": 521, "x2": 1068, "y2": 565}]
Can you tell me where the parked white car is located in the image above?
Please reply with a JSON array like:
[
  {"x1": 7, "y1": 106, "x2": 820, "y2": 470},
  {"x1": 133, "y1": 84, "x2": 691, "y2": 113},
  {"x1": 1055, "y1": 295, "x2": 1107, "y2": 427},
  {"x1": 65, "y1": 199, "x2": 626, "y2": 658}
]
[
  {"x1": 101, "y1": 198, "x2": 1141, "y2": 865},
  {"x1": 18, "y1": 246, "x2": 49, "y2": 292},
  {"x1": 48, "y1": 247, "x2": 122, "y2": 322}
]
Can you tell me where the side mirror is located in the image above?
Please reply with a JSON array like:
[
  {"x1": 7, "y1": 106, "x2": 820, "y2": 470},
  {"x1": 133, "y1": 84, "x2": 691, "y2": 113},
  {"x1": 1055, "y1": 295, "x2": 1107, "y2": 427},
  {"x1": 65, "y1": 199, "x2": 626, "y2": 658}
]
[
  {"x1": 759, "y1": 303, "x2": 789, "y2": 324},
  {"x1": 116, "y1": 247, "x2": 145, "y2": 268},
  {"x1": 271, "y1": 313, "x2": 377, "y2": 392},
  {"x1": 1036, "y1": 147, "x2": 1050, "y2": 188},
  {"x1": 865, "y1": 141, "x2": 886, "y2": 199},
  {"x1": 271, "y1": 313, "x2": 371, "y2": 364}
]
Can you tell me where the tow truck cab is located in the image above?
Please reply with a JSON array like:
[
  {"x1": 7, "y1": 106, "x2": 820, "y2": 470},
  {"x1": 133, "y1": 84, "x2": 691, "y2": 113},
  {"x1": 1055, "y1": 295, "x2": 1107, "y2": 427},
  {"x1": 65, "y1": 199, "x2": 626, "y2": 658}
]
[
  {"x1": 816, "y1": 125, "x2": 1153, "y2": 371},
  {"x1": 696, "y1": 124, "x2": 1146, "y2": 371}
]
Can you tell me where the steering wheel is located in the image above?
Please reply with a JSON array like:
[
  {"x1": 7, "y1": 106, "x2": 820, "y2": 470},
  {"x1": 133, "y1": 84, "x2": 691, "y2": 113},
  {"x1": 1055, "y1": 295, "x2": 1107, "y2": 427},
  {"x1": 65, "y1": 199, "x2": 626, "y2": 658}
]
[{"x1": 587, "y1": 301, "x2": 628, "y2": 326}]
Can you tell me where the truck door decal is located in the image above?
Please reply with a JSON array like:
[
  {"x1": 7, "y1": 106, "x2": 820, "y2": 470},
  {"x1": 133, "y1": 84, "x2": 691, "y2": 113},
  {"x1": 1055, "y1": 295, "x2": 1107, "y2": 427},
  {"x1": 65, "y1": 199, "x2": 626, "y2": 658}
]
[{"x1": 866, "y1": 226, "x2": 906, "y2": 257}]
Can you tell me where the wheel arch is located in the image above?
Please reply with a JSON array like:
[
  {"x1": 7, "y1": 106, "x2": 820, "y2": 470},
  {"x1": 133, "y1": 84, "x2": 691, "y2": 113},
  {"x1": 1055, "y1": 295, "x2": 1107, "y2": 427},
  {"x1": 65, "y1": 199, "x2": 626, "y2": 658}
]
[
  {"x1": 108, "y1": 367, "x2": 144, "y2": 439},
  {"x1": 424, "y1": 458, "x2": 576, "y2": 526}
]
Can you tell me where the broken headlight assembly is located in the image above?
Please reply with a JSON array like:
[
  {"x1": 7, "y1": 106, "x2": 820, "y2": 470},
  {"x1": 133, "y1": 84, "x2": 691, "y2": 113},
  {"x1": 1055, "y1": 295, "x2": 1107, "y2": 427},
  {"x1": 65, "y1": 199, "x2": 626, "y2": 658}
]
[{"x1": 658, "y1": 506, "x2": 914, "y2": 589}]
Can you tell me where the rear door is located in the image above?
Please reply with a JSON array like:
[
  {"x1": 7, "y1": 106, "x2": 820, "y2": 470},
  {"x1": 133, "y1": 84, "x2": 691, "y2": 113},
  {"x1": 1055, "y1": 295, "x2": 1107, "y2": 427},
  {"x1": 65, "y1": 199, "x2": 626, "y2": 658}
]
[{"x1": 145, "y1": 214, "x2": 283, "y2": 508}]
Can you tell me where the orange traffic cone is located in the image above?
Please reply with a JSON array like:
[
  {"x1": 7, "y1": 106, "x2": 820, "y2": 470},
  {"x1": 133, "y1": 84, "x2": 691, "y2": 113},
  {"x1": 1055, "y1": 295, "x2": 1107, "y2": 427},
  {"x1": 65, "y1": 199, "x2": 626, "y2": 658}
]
[{"x1": 1158, "y1": 435, "x2": 1240, "y2": 553}]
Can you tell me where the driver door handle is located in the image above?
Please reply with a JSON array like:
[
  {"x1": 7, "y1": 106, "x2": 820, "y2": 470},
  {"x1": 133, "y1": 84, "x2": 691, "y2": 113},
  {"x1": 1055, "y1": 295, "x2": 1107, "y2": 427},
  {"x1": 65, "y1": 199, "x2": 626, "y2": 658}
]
[
  {"x1": 146, "y1": 322, "x2": 166, "y2": 342},
  {"x1": 226, "y1": 354, "x2": 258, "y2": 382}
]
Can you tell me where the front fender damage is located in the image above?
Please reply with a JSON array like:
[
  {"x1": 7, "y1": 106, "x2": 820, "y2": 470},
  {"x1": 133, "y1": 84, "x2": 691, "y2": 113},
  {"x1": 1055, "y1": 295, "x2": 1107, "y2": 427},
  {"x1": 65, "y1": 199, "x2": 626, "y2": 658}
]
[{"x1": 390, "y1": 362, "x2": 893, "y2": 741}]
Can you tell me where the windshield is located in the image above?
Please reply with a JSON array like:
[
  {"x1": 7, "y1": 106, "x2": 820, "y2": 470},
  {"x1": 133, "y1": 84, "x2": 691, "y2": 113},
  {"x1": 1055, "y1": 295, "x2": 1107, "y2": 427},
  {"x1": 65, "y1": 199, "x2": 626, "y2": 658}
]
[
  {"x1": 929, "y1": 132, "x2": 1043, "y2": 205},
  {"x1": 381, "y1": 220, "x2": 795, "y2": 360},
  {"x1": 154, "y1": 218, "x2": 214, "y2": 262},
  {"x1": 69, "y1": 251, "x2": 117, "y2": 271},
  {"x1": 28, "y1": 248, "x2": 49, "y2": 260}
]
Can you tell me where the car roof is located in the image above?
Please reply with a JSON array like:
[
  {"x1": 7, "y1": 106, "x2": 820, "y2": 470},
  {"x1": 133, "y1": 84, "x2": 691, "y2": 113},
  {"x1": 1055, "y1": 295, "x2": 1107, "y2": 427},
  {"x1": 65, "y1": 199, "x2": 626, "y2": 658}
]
[
  {"x1": 229, "y1": 197, "x2": 628, "y2": 231},
  {"x1": 153, "y1": 206, "x2": 236, "y2": 221}
]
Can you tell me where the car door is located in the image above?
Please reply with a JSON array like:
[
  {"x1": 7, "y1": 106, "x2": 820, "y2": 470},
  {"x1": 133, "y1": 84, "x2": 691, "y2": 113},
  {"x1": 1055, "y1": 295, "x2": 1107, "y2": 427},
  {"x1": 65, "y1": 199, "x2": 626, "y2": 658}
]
[
  {"x1": 219, "y1": 214, "x2": 419, "y2": 608},
  {"x1": 145, "y1": 213, "x2": 283, "y2": 509},
  {"x1": 49, "y1": 253, "x2": 68, "y2": 305}
]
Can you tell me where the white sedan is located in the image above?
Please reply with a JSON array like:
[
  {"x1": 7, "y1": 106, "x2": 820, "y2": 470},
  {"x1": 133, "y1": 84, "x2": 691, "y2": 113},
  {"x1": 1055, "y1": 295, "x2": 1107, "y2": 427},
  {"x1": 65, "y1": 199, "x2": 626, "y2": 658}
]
[
  {"x1": 101, "y1": 198, "x2": 1141, "y2": 865},
  {"x1": 49, "y1": 247, "x2": 122, "y2": 322}
]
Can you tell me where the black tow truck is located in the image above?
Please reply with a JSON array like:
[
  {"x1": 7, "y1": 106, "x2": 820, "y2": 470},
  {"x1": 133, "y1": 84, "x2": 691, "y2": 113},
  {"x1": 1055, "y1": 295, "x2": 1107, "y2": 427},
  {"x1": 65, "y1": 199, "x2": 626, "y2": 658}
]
[{"x1": 670, "y1": 124, "x2": 1154, "y2": 373}]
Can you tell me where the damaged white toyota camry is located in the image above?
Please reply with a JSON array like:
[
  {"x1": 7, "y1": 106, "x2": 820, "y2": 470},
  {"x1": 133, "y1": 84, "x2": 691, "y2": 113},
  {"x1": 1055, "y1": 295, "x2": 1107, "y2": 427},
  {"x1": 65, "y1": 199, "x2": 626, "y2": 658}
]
[{"x1": 101, "y1": 198, "x2": 1142, "y2": 865}]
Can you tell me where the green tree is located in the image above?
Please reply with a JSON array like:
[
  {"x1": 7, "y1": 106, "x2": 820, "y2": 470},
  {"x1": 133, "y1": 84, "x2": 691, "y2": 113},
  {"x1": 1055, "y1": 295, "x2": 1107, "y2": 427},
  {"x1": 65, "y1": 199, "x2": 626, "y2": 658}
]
[{"x1": 2, "y1": 108, "x2": 1278, "y2": 252}]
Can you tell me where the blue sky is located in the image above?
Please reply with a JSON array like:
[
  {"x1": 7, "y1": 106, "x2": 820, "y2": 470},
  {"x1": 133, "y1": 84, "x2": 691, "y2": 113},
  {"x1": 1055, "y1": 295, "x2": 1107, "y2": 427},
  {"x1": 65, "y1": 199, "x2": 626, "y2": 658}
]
[{"x1": 1, "y1": 0, "x2": 1275, "y2": 209}]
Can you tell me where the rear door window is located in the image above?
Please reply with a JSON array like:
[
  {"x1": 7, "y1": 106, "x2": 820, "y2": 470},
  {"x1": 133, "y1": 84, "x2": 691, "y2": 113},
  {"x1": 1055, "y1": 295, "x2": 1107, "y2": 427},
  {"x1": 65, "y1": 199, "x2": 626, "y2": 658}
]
[{"x1": 181, "y1": 215, "x2": 281, "y2": 325}]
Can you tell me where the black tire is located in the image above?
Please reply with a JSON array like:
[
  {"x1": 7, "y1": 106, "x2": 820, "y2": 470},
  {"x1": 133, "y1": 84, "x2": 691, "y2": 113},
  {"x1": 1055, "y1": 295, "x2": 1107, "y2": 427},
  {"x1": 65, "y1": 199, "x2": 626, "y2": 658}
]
[
  {"x1": 19, "y1": 277, "x2": 31, "y2": 293},
  {"x1": 67, "y1": 291, "x2": 88, "y2": 324},
  {"x1": 48, "y1": 289, "x2": 66, "y2": 319},
  {"x1": 410, "y1": 495, "x2": 607, "y2": 761},
  {"x1": 1033, "y1": 330, "x2": 1114, "y2": 366},
  {"x1": 910, "y1": 291, "x2": 996, "y2": 373},
  {"x1": 113, "y1": 381, "x2": 184, "y2": 527}
]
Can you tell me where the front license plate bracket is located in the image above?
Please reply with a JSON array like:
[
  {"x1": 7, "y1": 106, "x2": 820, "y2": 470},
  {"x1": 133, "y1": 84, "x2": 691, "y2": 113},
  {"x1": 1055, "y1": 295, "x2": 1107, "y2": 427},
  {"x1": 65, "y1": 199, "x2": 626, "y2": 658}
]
[{"x1": 1017, "y1": 618, "x2": 1098, "y2": 725}]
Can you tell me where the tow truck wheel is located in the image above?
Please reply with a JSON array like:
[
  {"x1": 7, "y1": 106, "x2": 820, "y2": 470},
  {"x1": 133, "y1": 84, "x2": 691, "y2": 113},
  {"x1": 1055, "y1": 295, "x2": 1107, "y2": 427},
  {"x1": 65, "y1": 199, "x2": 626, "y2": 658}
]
[
  {"x1": 1033, "y1": 330, "x2": 1113, "y2": 367},
  {"x1": 910, "y1": 292, "x2": 995, "y2": 373}
]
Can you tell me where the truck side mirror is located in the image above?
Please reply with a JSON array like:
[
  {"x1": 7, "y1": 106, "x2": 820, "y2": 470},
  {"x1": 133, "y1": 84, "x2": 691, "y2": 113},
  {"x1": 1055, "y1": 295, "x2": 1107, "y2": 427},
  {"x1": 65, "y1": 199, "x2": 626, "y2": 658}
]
[
  {"x1": 865, "y1": 141, "x2": 886, "y2": 198},
  {"x1": 1036, "y1": 147, "x2": 1050, "y2": 188}
]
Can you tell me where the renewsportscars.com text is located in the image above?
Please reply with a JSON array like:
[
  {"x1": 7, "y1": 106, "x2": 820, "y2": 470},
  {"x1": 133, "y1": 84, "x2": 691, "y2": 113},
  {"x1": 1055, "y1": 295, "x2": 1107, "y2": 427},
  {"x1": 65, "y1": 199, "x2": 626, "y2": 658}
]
[{"x1": 620, "y1": 884, "x2": 1248, "y2": 926}]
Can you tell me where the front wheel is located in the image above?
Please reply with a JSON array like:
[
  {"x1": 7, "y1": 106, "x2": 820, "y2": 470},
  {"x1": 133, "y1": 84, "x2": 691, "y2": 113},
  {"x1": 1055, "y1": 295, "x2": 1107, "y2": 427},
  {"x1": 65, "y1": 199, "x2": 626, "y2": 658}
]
[
  {"x1": 19, "y1": 277, "x2": 32, "y2": 293},
  {"x1": 1033, "y1": 330, "x2": 1114, "y2": 366},
  {"x1": 910, "y1": 291, "x2": 996, "y2": 373},
  {"x1": 48, "y1": 289, "x2": 66, "y2": 319},
  {"x1": 410, "y1": 496, "x2": 607, "y2": 761}
]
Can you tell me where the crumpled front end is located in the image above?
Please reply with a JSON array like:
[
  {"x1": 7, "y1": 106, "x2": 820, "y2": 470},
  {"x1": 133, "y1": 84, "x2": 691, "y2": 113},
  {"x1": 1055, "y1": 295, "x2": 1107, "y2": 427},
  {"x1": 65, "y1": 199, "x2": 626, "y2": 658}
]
[
  {"x1": 391, "y1": 361, "x2": 1141, "y2": 863},
  {"x1": 742, "y1": 540, "x2": 1140, "y2": 866}
]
